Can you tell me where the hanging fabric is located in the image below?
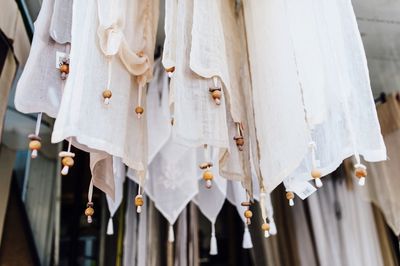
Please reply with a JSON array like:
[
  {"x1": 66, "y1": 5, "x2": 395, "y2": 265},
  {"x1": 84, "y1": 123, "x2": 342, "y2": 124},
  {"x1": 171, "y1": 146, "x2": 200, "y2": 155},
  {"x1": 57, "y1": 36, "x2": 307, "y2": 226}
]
[{"x1": 15, "y1": 0, "x2": 72, "y2": 118}]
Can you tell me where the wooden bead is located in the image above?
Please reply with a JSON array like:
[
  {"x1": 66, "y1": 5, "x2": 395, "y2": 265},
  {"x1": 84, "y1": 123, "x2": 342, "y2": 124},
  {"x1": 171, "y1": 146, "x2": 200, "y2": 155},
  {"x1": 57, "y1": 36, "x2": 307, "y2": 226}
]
[
  {"x1": 234, "y1": 136, "x2": 244, "y2": 147},
  {"x1": 135, "y1": 106, "x2": 144, "y2": 115},
  {"x1": 241, "y1": 201, "x2": 251, "y2": 207},
  {"x1": 244, "y1": 209, "x2": 253, "y2": 218},
  {"x1": 135, "y1": 195, "x2": 144, "y2": 206},
  {"x1": 28, "y1": 134, "x2": 41, "y2": 141},
  {"x1": 165, "y1": 66, "x2": 175, "y2": 73},
  {"x1": 199, "y1": 162, "x2": 209, "y2": 170},
  {"x1": 286, "y1": 191, "x2": 294, "y2": 200},
  {"x1": 211, "y1": 90, "x2": 222, "y2": 99},
  {"x1": 202, "y1": 170, "x2": 214, "y2": 181},
  {"x1": 29, "y1": 140, "x2": 41, "y2": 150},
  {"x1": 261, "y1": 223, "x2": 270, "y2": 231},
  {"x1": 62, "y1": 156, "x2": 74, "y2": 167},
  {"x1": 85, "y1": 207, "x2": 94, "y2": 217},
  {"x1": 60, "y1": 64, "x2": 69, "y2": 74},
  {"x1": 102, "y1": 89, "x2": 112, "y2": 99},
  {"x1": 355, "y1": 168, "x2": 367, "y2": 178},
  {"x1": 311, "y1": 169, "x2": 322, "y2": 179}
]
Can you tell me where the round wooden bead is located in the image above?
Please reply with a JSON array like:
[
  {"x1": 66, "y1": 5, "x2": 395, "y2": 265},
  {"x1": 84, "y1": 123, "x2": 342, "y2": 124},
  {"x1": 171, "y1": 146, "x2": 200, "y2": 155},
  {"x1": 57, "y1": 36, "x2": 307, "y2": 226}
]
[
  {"x1": 311, "y1": 169, "x2": 322, "y2": 179},
  {"x1": 286, "y1": 191, "x2": 294, "y2": 200},
  {"x1": 60, "y1": 64, "x2": 69, "y2": 74},
  {"x1": 29, "y1": 140, "x2": 41, "y2": 150},
  {"x1": 244, "y1": 209, "x2": 253, "y2": 218},
  {"x1": 62, "y1": 156, "x2": 74, "y2": 167},
  {"x1": 235, "y1": 137, "x2": 244, "y2": 146},
  {"x1": 102, "y1": 89, "x2": 112, "y2": 99},
  {"x1": 135, "y1": 106, "x2": 144, "y2": 115},
  {"x1": 85, "y1": 207, "x2": 94, "y2": 217},
  {"x1": 355, "y1": 168, "x2": 367, "y2": 178},
  {"x1": 135, "y1": 195, "x2": 144, "y2": 206},
  {"x1": 203, "y1": 170, "x2": 214, "y2": 181},
  {"x1": 261, "y1": 223, "x2": 270, "y2": 231},
  {"x1": 211, "y1": 90, "x2": 222, "y2": 99}
]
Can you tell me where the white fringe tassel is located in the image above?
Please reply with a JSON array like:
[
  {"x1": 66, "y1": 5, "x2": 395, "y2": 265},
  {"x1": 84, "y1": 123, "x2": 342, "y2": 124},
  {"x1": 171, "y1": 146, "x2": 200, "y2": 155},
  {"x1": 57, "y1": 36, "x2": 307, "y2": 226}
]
[
  {"x1": 107, "y1": 217, "x2": 114, "y2": 235},
  {"x1": 210, "y1": 222, "x2": 218, "y2": 255},
  {"x1": 168, "y1": 224, "x2": 174, "y2": 243},
  {"x1": 242, "y1": 225, "x2": 253, "y2": 249}
]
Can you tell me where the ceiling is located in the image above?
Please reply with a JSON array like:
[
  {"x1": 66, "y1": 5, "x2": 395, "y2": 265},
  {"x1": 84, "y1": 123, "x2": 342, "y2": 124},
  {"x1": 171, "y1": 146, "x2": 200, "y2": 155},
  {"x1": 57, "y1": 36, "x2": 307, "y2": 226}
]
[{"x1": 353, "y1": 0, "x2": 400, "y2": 96}]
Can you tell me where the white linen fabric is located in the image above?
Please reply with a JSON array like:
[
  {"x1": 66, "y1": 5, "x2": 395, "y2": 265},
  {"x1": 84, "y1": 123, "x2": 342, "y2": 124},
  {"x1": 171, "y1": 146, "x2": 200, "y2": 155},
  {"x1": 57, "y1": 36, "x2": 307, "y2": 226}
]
[
  {"x1": 15, "y1": 0, "x2": 71, "y2": 118},
  {"x1": 49, "y1": 0, "x2": 73, "y2": 44},
  {"x1": 243, "y1": 0, "x2": 386, "y2": 192},
  {"x1": 242, "y1": 0, "x2": 310, "y2": 192},
  {"x1": 106, "y1": 157, "x2": 125, "y2": 229},
  {"x1": 166, "y1": 0, "x2": 229, "y2": 151},
  {"x1": 52, "y1": 0, "x2": 159, "y2": 197}
]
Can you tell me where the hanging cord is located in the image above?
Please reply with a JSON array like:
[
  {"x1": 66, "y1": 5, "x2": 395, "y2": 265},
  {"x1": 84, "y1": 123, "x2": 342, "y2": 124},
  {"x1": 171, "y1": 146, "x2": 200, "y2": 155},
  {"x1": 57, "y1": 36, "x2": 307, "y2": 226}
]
[
  {"x1": 59, "y1": 137, "x2": 75, "y2": 176},
  {"x1": 84, "y1": 179, "x2": 95, "y2": 224},
  {"x1": 309, "y1": 141, "x2": 323, "y2": 188},
  {"x1": 28, "y1": 112, "x2": 43, "y2": 158},
  {"x1": 284, "y1": 180, "x2": 295, "y2": 206},
  {"x1": 102, "y1": 58, "x2": 113, "y2": 105},
  {"x1": 107, "y1": 214, "x2": 114, "y2": 235},
  {"x1": 134, "y1": 185, "x2": 144, "y2": 213},
  {"x1": 234, "y1": 123, "x2": 244, "y2": 151},
  {"x1": 259, "y1": 190, "x2": 270, "y2": 238},
  {"x1": 353, "y1": 153, "x2": 367, "y2": 186},
  {"x1": 200, "y1": 144, "x2": 214, "y2": 189},
  {"x1": 242, "y1": 192, "x2": 253, "y2": 225},
  {"x1": 209, "y1": 76, "x2": 222, "y2": 105},
  {"x1": 209, "y1": 222, "x2": 218, "y2": 255},
  {"x1": 135, "y1": 84, "x2": 144, "y2": 118}
]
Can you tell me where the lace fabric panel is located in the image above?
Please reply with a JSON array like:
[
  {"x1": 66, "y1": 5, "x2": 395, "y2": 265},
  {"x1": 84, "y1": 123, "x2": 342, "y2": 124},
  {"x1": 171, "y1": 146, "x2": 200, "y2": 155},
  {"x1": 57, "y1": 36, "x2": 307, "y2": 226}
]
[{"x1": 15, "y1": 0, "x2": 70, "y2": 117}]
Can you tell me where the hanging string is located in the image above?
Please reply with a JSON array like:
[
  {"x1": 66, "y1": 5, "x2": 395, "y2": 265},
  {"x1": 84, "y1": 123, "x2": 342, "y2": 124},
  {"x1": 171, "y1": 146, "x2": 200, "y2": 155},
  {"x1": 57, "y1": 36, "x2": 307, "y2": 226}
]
[
  {"x1": 102, "y1": 58, "x2": 113, "y2": 105},
  {"x1": 60, "y1": 137, "x2": 75, "y2": 176},
  {"x1": 135, "y1": 84, "x2": 145, "y2": 118},
  {"x1": 135, "y1": 185, "x2": 144, "y2": 213},
  {"x1": 354, "y1": 153, "x2": 367, "y2": 186},
  {"x1": 309, "y1": 141, "x2": 323, "y2": 188},
  {"x1": 85, "y1": 179, "x2": 94, "y2": 224},
  {"x1": 210, "y1": 77, "x2": 222, "y2": 105},
  {"x1": 259, "y1": 190, "x2": 270, "y2": 238},
  {"x1": 28, "y1": 112, "x2": 43, "y2": 159},
  {"x1": 210, "y1": 222, "x2": 218, "y2": 255},
  {"x1": 201, "y1": 144, "x2": 214, "y2": 188}
]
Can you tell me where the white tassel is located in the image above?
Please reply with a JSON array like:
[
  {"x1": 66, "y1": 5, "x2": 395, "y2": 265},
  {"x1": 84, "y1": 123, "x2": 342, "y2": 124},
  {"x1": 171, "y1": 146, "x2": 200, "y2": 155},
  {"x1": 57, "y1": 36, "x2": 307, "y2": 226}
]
[
  {"x1": 61, "y1": 165, "x2": 69, "y2": 175},
  {"x1": 104, "y1": 98, "x2": 110, "y2": 105},
  {"x1": 136, "y1": 205, "x2": 142, "y2": 213},
  {"x1": 210, "y1": 223, "x2": 218, "y2": 255},
  {"x1": 264, "y1": 230, "x2": 270, "y2": 238},
  {"x1": 289, "y1": 198, "x2": 294, "y2": 207},
  {"x1": 315, "y1": 178, "x2": 323, "y2": 188},
  {"x1": 168, "y1": 224, "x2": 174, "y2": 243},
  {"x1": 107, "y1": 217, "x2": 114, "y2": 235},
  {"x1": 242, "y1": 225, "x2": 253, "y2": 249},
  {"x1": 206, "y1": 180, "x2": 212, "y2": 189},
  {"x1": 358, "y1": 177, "x2": 366, "y2": 186},
  {"x1": 269, "y1": 219, "x2": 277, "y2": 235},
  {"x1": 31, "y1": 149, "x2": 38, "y2": 158},
  {"x1": 168, "y1": 72, "x2": 174, "y2": 78}
]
